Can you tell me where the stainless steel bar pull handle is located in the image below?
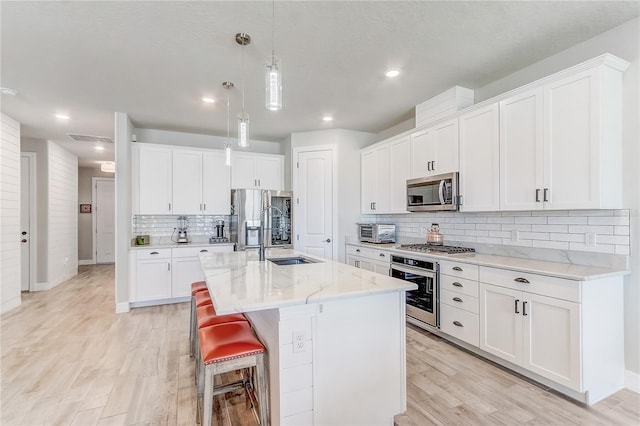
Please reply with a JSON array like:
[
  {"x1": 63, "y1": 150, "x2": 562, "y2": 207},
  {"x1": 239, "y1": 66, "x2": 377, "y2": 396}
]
[
  {"x1": 167, "y1": 263, "x2": 171, "y2": 271},
  {"x1": 453, "y1": 297, "x2": 463, "y2": 303},
  {"x1": 523, "y1": 301, "x2": 528, "y2": 316},
  {"x1": 427, "y1": 162, "x2": 431, "y2": 171},
  {"x1": 452, "y1": 282, "x2": 463, "y2": 287},
  {"x1": 536, "y1": 189, "x2": 541, "y2": 202},
  {"x1": 453, "y1": 321, "x2": 464, "y2": 327},
  {"x1": 514, "y1": 278, "x2": 530, "y2": 284},
  {"x1": 452, "y1": 266, "x2": 463, "y2": 271},
  {"x1": 431, "y1": 161, "x2": 435, "y2": 171},
  {"x1": 543, "y1": 188, "x2": 549, "y2": 202},
  {"x1": 515, "y1": 299, "x2": 520, "y2": 314}
]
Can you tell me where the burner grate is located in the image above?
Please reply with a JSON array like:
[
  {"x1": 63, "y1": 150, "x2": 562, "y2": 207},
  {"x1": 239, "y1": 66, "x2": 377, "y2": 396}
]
[{"x1": 398, "y1": 243, "x2": 475, "y2": 254}]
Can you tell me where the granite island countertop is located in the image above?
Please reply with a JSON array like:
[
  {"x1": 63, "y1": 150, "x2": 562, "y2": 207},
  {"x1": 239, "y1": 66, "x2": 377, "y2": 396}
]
[{"x1": 199, "y1": 249, "x2": 417, "y2": 315}]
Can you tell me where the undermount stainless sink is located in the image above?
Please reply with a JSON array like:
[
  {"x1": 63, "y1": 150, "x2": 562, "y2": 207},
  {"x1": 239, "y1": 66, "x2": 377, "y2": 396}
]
[{"x1": 267, "y1": 256, "x2": 321, "y2": 266}]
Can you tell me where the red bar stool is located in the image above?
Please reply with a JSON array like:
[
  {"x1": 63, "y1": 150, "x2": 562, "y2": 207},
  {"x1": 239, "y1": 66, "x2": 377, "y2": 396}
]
[
  {"x1": 197, "y1": 322, "x2": 268, "y2": 426},
  {"x1": 190, "y1": 287, "x2": 213, "y2": 357},
  {"x1": 191, "y1": 304, "x2": 247, "y2": 369}
]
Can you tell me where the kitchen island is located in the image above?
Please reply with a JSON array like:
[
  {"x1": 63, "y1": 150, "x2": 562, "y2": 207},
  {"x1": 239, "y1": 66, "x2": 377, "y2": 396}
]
[{"x1": 199, "y1": 249, "x2": 417, "y2": 425}]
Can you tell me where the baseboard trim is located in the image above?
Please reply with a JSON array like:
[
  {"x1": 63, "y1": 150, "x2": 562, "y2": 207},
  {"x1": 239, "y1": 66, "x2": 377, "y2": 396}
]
[
  {"x1": 33, "y1": 282, "x2": 50, "y2": 292},
  {"x1": 625, "y1": 370, "x2": 640, "y2": 393},
  {"x1": 115, "y1": 302, "x2": 130, "y2": 313},
  {"x1": 1, "y1": 297, "x2": 22, "y2": 315},
  {"x1": 79, "y1": 259, "x2": 95, "y2": 266}
]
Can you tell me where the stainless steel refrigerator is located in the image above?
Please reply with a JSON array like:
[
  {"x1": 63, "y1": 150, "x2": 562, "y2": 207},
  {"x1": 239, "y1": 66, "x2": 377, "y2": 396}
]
[{"x1": 230, "y1": 189, "x2": 293, "y2": 250}]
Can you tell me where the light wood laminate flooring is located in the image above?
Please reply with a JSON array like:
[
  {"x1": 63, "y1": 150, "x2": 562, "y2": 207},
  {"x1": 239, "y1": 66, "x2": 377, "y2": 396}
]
[{"x1": 1, "y1": 265, "x2": 638, "y2": 425}]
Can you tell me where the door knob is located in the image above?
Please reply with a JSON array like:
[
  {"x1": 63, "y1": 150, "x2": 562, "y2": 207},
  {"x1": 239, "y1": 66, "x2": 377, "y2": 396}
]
[
  {"x1": 324, "y1": 238, "x2": 331, "y2": 243},
  {"x1": 21, "y1": 239, "x2": 27, "y2": 243},
  {"x1": 21, "y1": 231, "x2": 27, "y2": 235}
]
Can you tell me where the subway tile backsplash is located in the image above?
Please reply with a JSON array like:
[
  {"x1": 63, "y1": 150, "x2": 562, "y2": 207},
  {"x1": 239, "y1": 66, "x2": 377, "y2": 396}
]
[
  {"x1": 132, "y1": 215, "x2": 231, "y2": 238},
  {"x1": 365, "y1": 209, "x2": 631, "y2": 256}
]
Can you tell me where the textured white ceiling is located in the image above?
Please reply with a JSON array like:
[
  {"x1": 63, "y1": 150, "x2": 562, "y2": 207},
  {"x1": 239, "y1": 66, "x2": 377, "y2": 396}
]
[{"x1": 1, "y1": 1, "x2": 638, "y2": 166}]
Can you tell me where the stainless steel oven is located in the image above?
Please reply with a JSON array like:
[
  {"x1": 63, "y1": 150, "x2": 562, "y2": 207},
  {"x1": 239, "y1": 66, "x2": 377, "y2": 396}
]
[{"x1": 390, "y1": 254, "x2": 439, "y2": 328}]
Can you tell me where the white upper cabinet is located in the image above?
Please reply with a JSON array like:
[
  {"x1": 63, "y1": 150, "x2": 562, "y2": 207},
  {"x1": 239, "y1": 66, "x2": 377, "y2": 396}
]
[
  {"x1": 500, "y1": 89, "x2": 544, "y2": 211},
  {"x1": 202, "y1": 151, "x2": 231, "y2": 214},
  {"x1": 172, "y1": 149, "x2": 203, "y2": 214},
  {"x1": 459, "y1": 103, "x2": 500, "y2": 212},
  {"x1": 500, "y1": 57, "x2": 627, "y2": 211},
  {"x1": 410, "y1": 118, "x2": 459, "y2": 178},
  {"x1": 135, "y1": 144, "x2": 172, "y2": 214},
  {"x1": 231, "y1": 152, "x2": 284, "y2": 190},
  {"x1": 361, "y1": 144, "x2": 390, "y2": 214},
  {"x1": 388, "y1": 136, "x2": 411, "y2": 213}
]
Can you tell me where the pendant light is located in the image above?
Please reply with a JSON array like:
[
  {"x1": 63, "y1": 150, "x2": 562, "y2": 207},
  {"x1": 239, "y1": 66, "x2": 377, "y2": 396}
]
[
  {"x1": 265, "y1": 0, "x2": 282, "y2": 111},
  {"x1": 222, "y1": 81, "x2": 234, "y2": 166},
  {"x1": 236, "y1": 33, "x2": 251, "y2": 148}
]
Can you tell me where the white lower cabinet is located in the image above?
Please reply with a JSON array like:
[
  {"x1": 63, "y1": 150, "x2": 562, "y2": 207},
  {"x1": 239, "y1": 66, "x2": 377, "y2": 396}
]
[
  {"x1": 133, "y1": 249, "x2": 172, "y2": 302},
  {"x1": 479, "y1": 268, "x2": 581, "y2": 391},
  {"x1": 439, "y1": 260, "x2": 480, "y2": 347},
  {"x1": 345, "y1": 244, "x2": 390, "y2": 275}
]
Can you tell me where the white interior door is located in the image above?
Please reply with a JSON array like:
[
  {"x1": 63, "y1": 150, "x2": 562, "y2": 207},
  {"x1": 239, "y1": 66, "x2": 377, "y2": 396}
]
[
  {"x1": 295, "y1": 149, "x2": 334, "y2": 259},
  {"x1": 95, "y1": 178, "x2": 115, "y2": 263},
  {"x1": 20, "y1": 156, "x2": 31, "y2": 291}
]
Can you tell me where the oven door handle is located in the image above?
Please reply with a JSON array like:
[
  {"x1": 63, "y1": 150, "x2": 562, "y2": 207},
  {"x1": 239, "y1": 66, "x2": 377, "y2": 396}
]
[{"x1": 390, "y1": 264, "x2": 436, "y2": 278}]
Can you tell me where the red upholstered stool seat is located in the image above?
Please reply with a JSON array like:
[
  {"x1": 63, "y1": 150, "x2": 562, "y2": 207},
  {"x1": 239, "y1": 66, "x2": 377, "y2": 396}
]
[
  {"x1": 196, "y1": 305, "x2": 247, "y2": 329},
  {"x1": 194, "y1": 290, "x2": 213, "y2": 307},
  {"x1": 191, "y1": 281, "x2": 208, "y2": 295},
  {"x1": 197, "y1": 321, "x2": 268, "y2": 426}
]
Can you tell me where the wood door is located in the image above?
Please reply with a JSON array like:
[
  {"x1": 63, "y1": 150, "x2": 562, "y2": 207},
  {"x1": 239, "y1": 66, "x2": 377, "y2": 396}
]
[
  {"x1": 20, "y1": 155, "x2": 31, "y2": 291},
  {"x1": 360, "y1": 149, "x2": 376, "y2": 214},
  {"x1": 409, "y1": 128, "x2": 434, "y2": 178},
  {"x1": 172, "y1": 149, "x2": 202, "y2": 214},
  {"x1": 544, "y1": 68, "x2": 599, "y2": 209},
  {"x1": 500, "y1": 89, "x2": 544, "y2": 211},
  {"x1": 202, "y1": 151, "x2": 231, "y2": 214},
  {"x1": 459, "y1": 103, "x2": 500, "y2": 212},
  {"x1": 388, "y1": 136, "x2": 410, "y2": 213},
  {"x1": 95, "y1": 178, "x2": 115, "y2": 264},
  {"x1": 522, "y1": 293, "x2": 581, "y2": 391},
  {"x1": 296, "y1": 149, "x2": 334, "y2": 260},
  {"x1": 137, "y1": 145, "x2": 172, "y2": 214},
  {"x1": 479, "y1": 283, "x2": 522, "y2": 365},
  {"x1": 432, "y1": 118, "x2": 459, "y2": 175},
  {"x1": 254, "y1": 155, "x2": 284, "y2": 190}
]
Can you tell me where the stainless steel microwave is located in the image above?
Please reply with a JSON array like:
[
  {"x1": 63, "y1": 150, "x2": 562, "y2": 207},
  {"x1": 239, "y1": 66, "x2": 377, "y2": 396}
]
[{"x1": 407, "y1": 172, "x2": 459, "y2": 212}]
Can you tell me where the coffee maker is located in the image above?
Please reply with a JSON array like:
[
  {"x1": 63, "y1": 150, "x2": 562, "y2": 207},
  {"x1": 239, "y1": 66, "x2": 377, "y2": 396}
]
[
  {"x1": 176, "y1": 216, "x2": 189, "y2": 243},
  {"x1": 209, "y1": 219, "x2": 229, "y2": 243}
]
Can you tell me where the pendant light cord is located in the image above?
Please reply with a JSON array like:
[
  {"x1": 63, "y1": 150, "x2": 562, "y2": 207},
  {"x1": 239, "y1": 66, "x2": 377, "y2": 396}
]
[
  {"x1": 271, "y1": 0, "x2": 275, "y2": 60},
  {"x1": 241, "y1": 38, "x2": 246, "y2": 114}
]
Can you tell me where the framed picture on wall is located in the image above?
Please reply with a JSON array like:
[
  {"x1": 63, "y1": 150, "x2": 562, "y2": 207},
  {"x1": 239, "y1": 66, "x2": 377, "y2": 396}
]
[{"x1": 79, "y1": 203, "x2": 92, "y2": 213}]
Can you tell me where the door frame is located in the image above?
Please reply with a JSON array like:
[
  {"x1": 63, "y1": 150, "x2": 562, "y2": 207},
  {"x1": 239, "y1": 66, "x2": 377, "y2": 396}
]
[
  {"x1": 92, "y1": 177, "x2": 115, "y2": 264},
  {"x1": 20, "y1": 152, "x2": 37, "y2": 292},
  {"x1": 291, "y1": 145, "x2": 338, "y2": 260}
]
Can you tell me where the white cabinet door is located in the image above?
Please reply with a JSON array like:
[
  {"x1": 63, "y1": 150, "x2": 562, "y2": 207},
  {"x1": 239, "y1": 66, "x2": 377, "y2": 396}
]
[
  {"x1": 137, "y1": 145, "x2": 172, "y2": 214},
  {"x1": 544, "y1": 69, "x2": 599, "y2": 210},
  {"x1": 522, "y1": 293, "x2": 581, "y2": 390},
  {"x1": 388, "y1": 136, "x2": 410, "y2": 213},
  {"x1": 171, "y1": 256, "x2": 205, "y2": 298},
  {"x1": 432, "y1": 118, "x2": 459, "y2": 175},
  {"x1": 135, "y1": 258, "x2": 172, "y2": 302},
  {"x1": 172, "y1": 149, "x2": 203, "y2": 214},
  {"x1": 255, "y1": 156, "x2": 284, "y2": 190},
  {"x1": 347, "y1": 255, "x2": 374, "y2": 271},
  {"x1": 373, "y1": 261, "x2": 390, "y2": 276},
  {"x1": 479, "y1": 283, "x2": 522, "y2": 365},
  {"x1": 231, "y1": 153, "x2": 257, "y2": 189},
  {"x1": 203, "y1": 151, "x2": 231, "y2": 214},
  {"x1": 459, "y1": 103, "x2": 500, "y2": 212},
  {"x1": 409, "y1": 128, "x2": 434, "y2": 178},
  {"x1": 374, "y1": 145, "x2": 390, "y2": 213},
  {"x1": 361, "y1": 149, "x2": 377, "y2": 214},
  {"x1": 500, "y1": 89, "x2": 544, "y2": 211}
]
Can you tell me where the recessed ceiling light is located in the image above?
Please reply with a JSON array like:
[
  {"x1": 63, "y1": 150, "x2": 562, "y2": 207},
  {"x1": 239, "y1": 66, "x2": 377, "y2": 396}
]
[
  {"x1": 202, "y1": 97, "x2": 215, "y2": 103},
  {"x1": 0, "y1": 87, "x2": 17, "y2": 96},
  {"x1": 55, "y1": 114, "x2": 70, "y2": 120},
  {"x1": 322, "y1": 116, "x2": 333, "y2": 122},
  {"x1": 385, "y1": 69, "x2": 400, "y2": 78}
]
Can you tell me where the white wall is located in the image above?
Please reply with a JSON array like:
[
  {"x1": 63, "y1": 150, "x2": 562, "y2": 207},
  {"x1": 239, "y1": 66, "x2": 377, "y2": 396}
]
[
  {"x1": 0, "y1": 114, "x2": 22, "y2": 313},
  {"x1": 473, "y1": 17, "x2": 640, "y2": 378},
  {"x1": 78, "y1": 166, "x2": 114, "y2": 262},
  {"x1": 47, "y1": 142, "x2": 78, "y2": 288},
  {"x1": 291, "y1": 129, "x2": 375, "y2": 262},
  {"x1": 115, "y1": 112, "x2": 133, "y2": 312}
]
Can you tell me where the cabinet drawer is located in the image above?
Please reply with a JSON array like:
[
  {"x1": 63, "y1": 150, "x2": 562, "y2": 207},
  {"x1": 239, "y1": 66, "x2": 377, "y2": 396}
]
[
  {"x1": 440, "y1": 305, "x2": 479, "y2": 347},
  {"x1": 136, "y1": 248, "x2": 171, "y2": 260},
  {"x1": 479, "y1": 266, "x2": 580, "y2": 302},
  {"x1": 371, "y1": 249, "x2": 391, "y2": 263},
  {"x1": 440, "y1": 275, "x2": 479, "y2": 297},
  {"x1": 346, "y1": 245, "x2": 372, "y2": 258},
  {"x1": 440, "y1": 260, "x2": 478, "y2": 281},
  {"x1": 440, "y1": 289, "x2": 479, "y2": 314},
  {"x1": 172, "y1": 245, "x2": 233, "y2": 258}
]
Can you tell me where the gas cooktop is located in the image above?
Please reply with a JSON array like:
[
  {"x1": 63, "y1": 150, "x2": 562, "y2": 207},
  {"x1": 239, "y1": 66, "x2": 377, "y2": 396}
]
[{"x1": 397, "y1": 243, "x2": 475, "y2": 254}]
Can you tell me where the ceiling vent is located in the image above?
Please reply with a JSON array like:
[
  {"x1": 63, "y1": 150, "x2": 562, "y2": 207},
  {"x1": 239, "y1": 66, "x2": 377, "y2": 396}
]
[{"x1": 66, "y1": 133, "x2": 113, "y2": 144}]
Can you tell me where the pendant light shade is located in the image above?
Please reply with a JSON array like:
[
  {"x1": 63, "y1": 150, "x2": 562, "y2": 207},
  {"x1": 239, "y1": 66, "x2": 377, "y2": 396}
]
[
  {"x1": 266, "y1": 0, "x2": 282, "y2": 111},
  {"x1": 237, "y1": 111, "x2": 249, "y2": 148},
  {"x1": 265, "y1": 56, "x2": 282, "y2": 111},
  {"x1": 222, "y1": 81, "x2": 234, "y2": 166}
]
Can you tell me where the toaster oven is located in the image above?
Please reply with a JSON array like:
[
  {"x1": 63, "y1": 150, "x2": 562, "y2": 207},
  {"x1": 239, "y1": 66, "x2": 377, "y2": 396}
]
[{"x1": 357, "y1": 223, "x2": 396, "y2": 244}]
